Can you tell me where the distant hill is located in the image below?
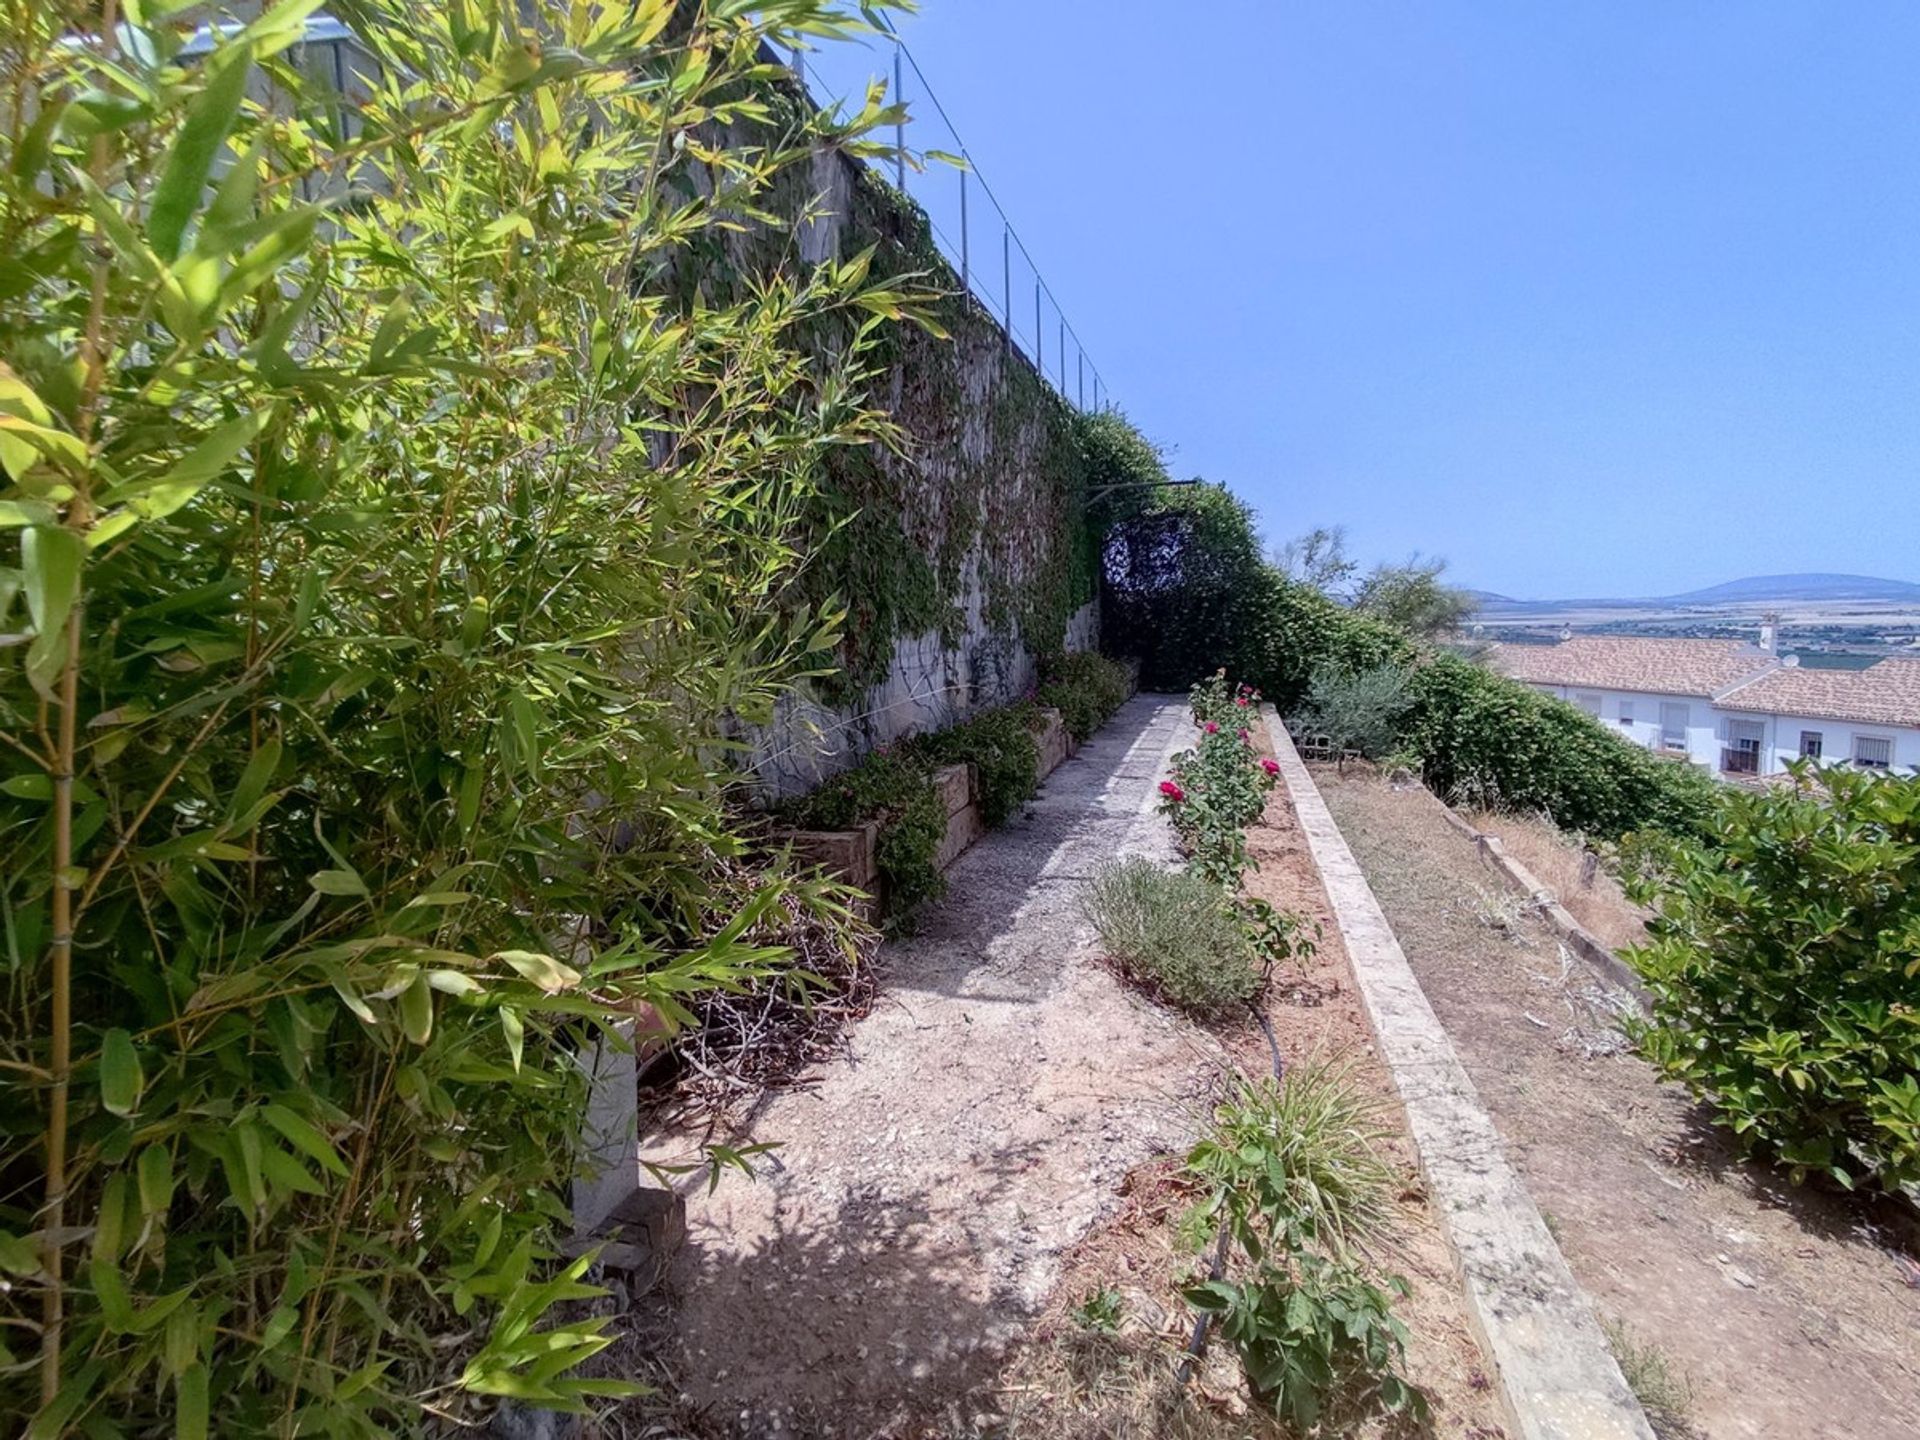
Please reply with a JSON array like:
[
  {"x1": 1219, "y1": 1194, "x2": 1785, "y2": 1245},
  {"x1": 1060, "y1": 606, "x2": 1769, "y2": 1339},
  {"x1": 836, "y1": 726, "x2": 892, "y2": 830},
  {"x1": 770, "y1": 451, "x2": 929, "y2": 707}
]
[
  {"x1": 1660, "y1": 573, "x2": 1920, "y2": 605},
  {"x1": 1466, "y1": 573, "x2": 1920, "y2": 613}
]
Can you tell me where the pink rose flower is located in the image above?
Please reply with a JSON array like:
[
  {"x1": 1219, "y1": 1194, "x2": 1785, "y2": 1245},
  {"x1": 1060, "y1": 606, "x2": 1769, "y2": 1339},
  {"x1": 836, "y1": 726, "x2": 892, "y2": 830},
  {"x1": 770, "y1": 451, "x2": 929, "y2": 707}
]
[
  {"x1": 1235, "y1": 696, "x2": 1249, "y2": 707},
  {"x1": 1237, "y1": 728, "x2": 1250, "y2": 741},
  {"x1": 1159, "y1": 780, "x2": 1186, "y2": 802},
  {"x1": 1260, "y1": 758, "x2": 1280, "y2": 776},
  {"x1": 1204, "y1": 721, "x2": 1219, "y2": 734}
]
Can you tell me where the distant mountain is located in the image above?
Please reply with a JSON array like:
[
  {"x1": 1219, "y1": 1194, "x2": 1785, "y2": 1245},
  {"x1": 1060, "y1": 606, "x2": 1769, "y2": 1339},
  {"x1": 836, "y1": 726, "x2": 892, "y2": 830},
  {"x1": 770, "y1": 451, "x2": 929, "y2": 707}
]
[
  {"x1": 1659, "y1": 573, "x2": 1920, "y2": 605},
  {"x1": 1465, "y1": 573, "x2": 1920, "y2": 613}
]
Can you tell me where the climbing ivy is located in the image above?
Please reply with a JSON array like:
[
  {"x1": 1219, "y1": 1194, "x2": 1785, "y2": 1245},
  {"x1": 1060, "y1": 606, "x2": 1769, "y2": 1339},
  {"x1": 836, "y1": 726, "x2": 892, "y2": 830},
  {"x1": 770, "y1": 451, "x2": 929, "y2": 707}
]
[{"x1": 669, "y1": 85, "x2": 1104, "y2": 706}]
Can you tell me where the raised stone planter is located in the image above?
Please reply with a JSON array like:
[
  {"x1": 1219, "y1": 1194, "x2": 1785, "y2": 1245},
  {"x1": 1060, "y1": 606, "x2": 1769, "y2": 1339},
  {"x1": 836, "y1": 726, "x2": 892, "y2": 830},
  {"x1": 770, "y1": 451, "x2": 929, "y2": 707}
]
[{"x1": 1034, "y1": 707, "x2": 1070, "y2": 777}]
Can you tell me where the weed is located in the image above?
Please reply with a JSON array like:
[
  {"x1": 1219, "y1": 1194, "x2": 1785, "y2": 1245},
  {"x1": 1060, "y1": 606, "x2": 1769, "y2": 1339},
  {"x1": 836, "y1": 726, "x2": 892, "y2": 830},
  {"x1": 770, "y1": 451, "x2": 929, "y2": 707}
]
[
  {"x1": 1073, "y1": 1286, "x2": 1126, "y2": 1334},
  {"x1": 1603, "y1": 1320, "x2": 1698, "y2": 1438},
  {"x1": 1081, "y1": 859, "x2": 1262, "y2": 1017}
]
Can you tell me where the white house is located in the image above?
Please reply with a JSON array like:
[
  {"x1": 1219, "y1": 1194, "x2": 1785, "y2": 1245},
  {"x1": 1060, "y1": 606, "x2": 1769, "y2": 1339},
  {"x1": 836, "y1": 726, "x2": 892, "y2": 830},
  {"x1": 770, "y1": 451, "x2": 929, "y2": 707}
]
[{"x1": 1489, "y1": 635, "x2": 1920, "y2": 779}]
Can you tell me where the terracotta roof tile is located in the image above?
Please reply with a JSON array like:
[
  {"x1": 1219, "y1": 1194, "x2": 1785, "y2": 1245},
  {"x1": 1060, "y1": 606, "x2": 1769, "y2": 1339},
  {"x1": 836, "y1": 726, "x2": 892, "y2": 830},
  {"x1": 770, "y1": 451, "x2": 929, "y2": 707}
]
[
  {"x1": 1718, "y1": 657, "x2": 1920, "y2": 729},
  {"x1": 1489, "y1": 637, "x2": 1777, "y2": 698}
]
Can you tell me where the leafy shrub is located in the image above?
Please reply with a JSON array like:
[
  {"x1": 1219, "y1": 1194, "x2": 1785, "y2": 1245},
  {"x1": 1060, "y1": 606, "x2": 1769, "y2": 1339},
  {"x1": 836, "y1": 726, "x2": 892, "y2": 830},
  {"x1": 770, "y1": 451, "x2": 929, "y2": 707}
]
[
  {"x1": 1291, "y1": 662, "x2": 1413, "y2": 761},
  {"x1": 1626, "y1": 765, "x2": 1920, "y2": 1190},
  {"x1": 1038, "y1": 650, "x2": 1132, "y2": 743},
  {"x1": 911, "y1": 702, "x2": 1042, "y2": 827},
  {"x1": 1182, "y1": 1063, "x2": 1425, "y2": 1426},
  {"x1": 1402, "y1": 654, "x2": 1719, "y2": 840},
  {"x1": 781, "y1": 750, "x2": 950, "y2": 916},
  {"x1": 1081, "y1": 859, "x2": 1262, "y2": 1016},
  {"x1": 0, "y1": 2, "x2": 918, "y2": 1428}
]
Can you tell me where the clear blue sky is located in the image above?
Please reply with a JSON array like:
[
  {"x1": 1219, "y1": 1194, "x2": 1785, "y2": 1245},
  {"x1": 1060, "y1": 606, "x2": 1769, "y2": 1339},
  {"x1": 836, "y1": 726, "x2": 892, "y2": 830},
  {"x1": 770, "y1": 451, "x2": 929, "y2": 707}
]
[{"x1": 807, "y1": 2, "x2": 1920, "y2": 600}]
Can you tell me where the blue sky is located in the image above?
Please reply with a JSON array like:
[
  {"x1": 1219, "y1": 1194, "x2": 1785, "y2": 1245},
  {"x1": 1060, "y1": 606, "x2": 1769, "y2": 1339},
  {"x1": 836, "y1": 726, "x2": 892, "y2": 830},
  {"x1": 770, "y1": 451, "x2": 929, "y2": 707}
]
[{"x1": 807, "y1": 2, "x2": 1920, "y2": 600}]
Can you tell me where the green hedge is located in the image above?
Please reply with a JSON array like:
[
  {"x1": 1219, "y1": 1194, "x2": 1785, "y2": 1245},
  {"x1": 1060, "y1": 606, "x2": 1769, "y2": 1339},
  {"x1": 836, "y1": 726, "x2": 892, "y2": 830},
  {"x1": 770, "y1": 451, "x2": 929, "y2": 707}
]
[
  {"x1": 1400, "y1": 654, "x2": 1719, "y2": 840},
  {"x1": 1038, "y1": 650, "x2": 1133, "y2": 742}
]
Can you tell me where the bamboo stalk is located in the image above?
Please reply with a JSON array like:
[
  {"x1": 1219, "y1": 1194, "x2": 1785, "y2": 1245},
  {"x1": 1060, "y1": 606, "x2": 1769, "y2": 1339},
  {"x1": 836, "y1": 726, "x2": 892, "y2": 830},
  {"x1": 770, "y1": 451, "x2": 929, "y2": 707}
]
[{"x1": 40, "y1": 0, "x2": 116, "y2": 1404}]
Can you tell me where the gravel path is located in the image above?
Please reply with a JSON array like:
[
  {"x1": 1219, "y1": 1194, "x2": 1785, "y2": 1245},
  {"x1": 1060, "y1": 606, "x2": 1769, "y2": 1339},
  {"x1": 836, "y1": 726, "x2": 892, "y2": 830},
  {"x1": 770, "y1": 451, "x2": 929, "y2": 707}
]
[{"x1": 648, "y1": 696, "x2": 1214, "y2": 1436}]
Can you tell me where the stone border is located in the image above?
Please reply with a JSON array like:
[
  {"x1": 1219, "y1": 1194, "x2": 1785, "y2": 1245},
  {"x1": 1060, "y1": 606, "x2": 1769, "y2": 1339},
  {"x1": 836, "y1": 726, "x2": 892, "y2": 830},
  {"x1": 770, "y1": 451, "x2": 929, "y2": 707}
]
[
  {"x1": 1429, "y1": 802, "x2": 1648, "y2": 1006},
  {"x1": 1265, "y1": 707, "x2": 1655, "y2": 1440}
]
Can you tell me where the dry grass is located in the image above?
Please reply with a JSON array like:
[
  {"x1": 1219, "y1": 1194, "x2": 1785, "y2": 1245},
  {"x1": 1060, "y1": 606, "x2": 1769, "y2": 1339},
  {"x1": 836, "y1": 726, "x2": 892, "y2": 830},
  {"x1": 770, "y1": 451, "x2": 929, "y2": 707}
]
[{"x1": 1460, "y1": 807, "x2": 1651, "y2": 953}]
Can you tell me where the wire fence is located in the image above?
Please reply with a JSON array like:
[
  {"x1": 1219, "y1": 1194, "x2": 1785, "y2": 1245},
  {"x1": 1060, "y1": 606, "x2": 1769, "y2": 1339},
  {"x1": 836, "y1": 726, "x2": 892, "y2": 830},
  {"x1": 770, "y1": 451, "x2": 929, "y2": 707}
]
[{"x1": 792, "y1": 26, "x2": 1111, "y2": 413}]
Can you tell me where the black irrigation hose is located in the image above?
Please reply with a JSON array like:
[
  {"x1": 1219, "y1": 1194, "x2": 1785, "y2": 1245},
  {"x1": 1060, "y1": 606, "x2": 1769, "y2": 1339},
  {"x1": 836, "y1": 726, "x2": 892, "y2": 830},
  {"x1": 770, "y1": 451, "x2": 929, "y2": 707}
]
[{"x1": 1178, "y1": 998, "x2": 1287, "y2": 1387}]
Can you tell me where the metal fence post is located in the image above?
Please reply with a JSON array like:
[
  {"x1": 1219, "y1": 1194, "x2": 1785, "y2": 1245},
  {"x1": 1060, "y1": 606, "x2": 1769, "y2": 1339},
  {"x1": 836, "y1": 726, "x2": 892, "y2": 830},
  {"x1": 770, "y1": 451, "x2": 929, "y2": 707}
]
[
  {"x1": 1035, "y1": 283, "x2": 1042, "y2": 374},
  {"x1": 1078, "y1": 352, "x2": 1084, "y2": 410},
  {"x1": 893, "y1": 50, "x2": 906, "y2": 190},
  {"x1": 959, "y1": 168, "x2": 969, "y2": 291},
  {"x1": 1002, "y1": 229, "x2": 1011, "y2": 354},
  {"x1": 1058, "y1": 319, "x2": 1065, "y2": 390}
]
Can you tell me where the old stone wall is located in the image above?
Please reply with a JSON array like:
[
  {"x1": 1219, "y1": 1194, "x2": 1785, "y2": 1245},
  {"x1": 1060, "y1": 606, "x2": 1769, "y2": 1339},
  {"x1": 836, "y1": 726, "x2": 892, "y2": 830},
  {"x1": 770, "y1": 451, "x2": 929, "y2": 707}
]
[{"x1": 737, "y1": 124, "x2": 1102, "y2": 798}]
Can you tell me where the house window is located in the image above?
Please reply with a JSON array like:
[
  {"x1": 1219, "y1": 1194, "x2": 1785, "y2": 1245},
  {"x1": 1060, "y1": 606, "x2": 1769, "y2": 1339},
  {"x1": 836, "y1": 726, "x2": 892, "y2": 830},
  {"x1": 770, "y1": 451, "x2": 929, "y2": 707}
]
[
  {"x1": 1722, "y1": 719, "x2": 1765, "y2": 775},
  {"x1": 1659, "y1": 703, "x2": 1689, "y2": 750},
  {"x1": 1853, "y1": 735, "x2": 1893, "y2": 769},
  {"x1": 1618, "y1": 701, "x2": 1636, "y2": 727},
  {"x1": 1799, "y1": 731, "x2": 1822, "y2": 759},
  {"x1": 1573, "y1": 692, "x2": 1602, "y2": 717}
]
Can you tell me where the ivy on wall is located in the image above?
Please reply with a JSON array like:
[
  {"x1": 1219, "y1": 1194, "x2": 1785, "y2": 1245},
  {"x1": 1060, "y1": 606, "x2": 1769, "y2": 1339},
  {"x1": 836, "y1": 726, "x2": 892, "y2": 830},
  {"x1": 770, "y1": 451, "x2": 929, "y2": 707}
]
[{"x1": 668, "y1": 92, "x2": 1103, "y2": 707}]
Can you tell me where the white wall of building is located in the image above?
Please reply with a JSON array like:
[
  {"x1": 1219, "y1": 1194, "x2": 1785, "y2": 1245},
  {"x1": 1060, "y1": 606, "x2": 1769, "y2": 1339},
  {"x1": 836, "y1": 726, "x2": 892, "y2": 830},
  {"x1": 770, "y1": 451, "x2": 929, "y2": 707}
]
[
  {"x1": 1526, "y1": 683, "x2": 1721, "y2": 769},
  {"x1": 1716, "y1": 708, "x2": 1920, "y2": 778},
  {"x1": 1527, "y1": 682, "x2": 1920, "y2": 777}
]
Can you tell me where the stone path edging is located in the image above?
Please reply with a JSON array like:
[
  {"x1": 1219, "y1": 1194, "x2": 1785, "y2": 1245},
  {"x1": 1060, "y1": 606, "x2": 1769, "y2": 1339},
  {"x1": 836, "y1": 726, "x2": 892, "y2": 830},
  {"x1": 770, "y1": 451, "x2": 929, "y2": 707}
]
[
  {"x1": 1264, "y1": 707, "x2": 1656, "y2": 1440},
  {"x1": 1429, "y1": 800, "x2": 1649, "y2": 1006}
]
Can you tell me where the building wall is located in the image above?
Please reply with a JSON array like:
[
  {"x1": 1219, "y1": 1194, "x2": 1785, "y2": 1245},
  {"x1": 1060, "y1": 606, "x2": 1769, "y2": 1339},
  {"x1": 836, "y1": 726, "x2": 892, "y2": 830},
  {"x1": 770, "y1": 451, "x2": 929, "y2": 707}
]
[
  {"x1": 1526, "y1": 683, "x2": 1721, "y2": 769},
  {"x1": 1528, "y1": 683, "x2": 1920, "y2": 778},
  {"x1": 732, "y1": 130, "x2": 1100, "y2": 798},
  {"x1": 1716, "y1": 708, "x2": 1920, "y2": 777}
]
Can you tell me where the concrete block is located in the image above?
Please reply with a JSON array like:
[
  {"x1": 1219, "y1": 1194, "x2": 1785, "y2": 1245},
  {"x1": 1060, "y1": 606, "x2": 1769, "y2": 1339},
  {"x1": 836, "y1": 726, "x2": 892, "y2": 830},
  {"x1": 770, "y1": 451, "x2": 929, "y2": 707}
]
[
  {"x1": 783, "y1": 820, "x2": 879, "y2": 889},
  {"x1": 571, "y1": 1021, "x2": 638, "y2": 1238},
  {"x1": 932, "y1": 762, "x2": 973, "y2": 819},
  {"x1": 1034, "y1": 708, "x2": 1070, "y2": 777},
  {"x1": 934, "y1": 801, "x2": 986, "y2": 872}
]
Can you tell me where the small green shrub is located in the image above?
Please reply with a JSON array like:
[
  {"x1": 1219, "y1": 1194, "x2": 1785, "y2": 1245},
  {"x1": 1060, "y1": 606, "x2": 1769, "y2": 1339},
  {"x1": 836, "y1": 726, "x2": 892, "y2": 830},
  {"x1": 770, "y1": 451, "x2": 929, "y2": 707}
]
[
  {"x1": 1081, "y1": 859, "x2": 1261, "y2": 1016},
  {"x1": 1182, "y1": 1063, "x2": 1425, "y2": 1427},
  {"x1": 1290, "y1": 662, "x2": 1413, "y2": 761},
  {"x1": 1039, "y1": 650, "x2": 1132, "y2": 742},
  {"x1": 1162, "y1": 696, "x2": 1279, "y2": 888},
  {"x1": 1072, "y1": 1286, "x2": 1126, "y2": 1334},
  {"x1": 781, "y1": 751, "x2": 949, "y2": 916},
  {"x1": 911, "y1": 702, "x2": 1041, "y2": 827},
  {"x1": 1625, "y1": 764, "x2": 1920, "y2": 1191}
]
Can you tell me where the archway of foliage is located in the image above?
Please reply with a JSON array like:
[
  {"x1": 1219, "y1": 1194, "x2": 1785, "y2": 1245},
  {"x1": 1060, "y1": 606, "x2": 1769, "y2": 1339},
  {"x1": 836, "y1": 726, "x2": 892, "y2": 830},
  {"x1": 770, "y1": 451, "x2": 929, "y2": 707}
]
[
  {"x1": 1097, "y1": 460, "x2": 1408, "y2": 708},
  {"x1": 0, "y1": 0, "x2": 926, "y2": 1430}
]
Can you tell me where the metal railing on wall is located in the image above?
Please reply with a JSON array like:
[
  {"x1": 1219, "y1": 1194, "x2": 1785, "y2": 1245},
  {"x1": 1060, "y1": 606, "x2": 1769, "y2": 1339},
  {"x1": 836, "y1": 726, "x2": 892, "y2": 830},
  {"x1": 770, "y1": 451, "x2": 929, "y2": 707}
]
[{"x1": 792, "y1": 25, "x2": 1111, "y2": 414}]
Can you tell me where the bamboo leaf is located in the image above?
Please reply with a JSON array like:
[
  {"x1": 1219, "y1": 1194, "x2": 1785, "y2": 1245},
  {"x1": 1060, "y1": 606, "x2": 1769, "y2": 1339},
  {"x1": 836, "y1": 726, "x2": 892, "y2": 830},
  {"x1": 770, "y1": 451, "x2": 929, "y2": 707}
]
[
  {"x1": 150, "y1": 50, "x2": 253, "y2": 262},
  {"x1": 493, "y1": 950, "x2": 581, "y2": 994},
  {"x1": 399, "y1": 971, "x2": 434, "y2": 1044},
  {"x1": 22, "y1": 524, "x2": 83, "y2": 697},
  {"x1": 175, "y1": 1363, "x2": 209, "y2": 1440},
  {"x1": 110, "y1": 409, "x2": 268, "y2": 520},
  {"x1": 500, "y1": 1006, "x2": 525, "y2": 1072},
  {"x1": 261, "y1": 1102, "x2": 349, "y2": 1178},
  {"x1": 99, "y1": 1028, "x2": 143, "y2": 1117}
]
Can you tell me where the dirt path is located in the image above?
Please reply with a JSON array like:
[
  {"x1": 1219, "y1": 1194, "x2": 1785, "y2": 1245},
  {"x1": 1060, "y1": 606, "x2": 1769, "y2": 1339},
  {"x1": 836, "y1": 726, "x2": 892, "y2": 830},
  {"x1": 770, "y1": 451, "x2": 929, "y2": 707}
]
[
  {"x1": 1317, "y1": 771, "x2": 1920, "y2": 1440},
  {"x1": 644, "y1": 696, "x2": 1222, "y2": 1437}
]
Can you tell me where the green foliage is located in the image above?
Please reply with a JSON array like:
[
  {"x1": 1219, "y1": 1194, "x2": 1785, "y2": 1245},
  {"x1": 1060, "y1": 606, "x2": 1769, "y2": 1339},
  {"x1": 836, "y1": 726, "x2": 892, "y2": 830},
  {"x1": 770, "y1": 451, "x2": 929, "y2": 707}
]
[
  {"x1": 1163, "y1": 691, "x2": 1280, "y2": 889},
  {"x1": 913, "y1": 702, "x2": 1041, "y2": 828},
  {"x1": 1351, "y1": 555, "x2": 1475, "y2": 638},
  {"x1": 1182, "y1": 1063, "x2": 1425, "y2": 1427},
  {"x1": 1401, "y1": 655, "x2": 1720, "y2": 840},
  {"x1": 1291, "y1": 663, "x2": 1414, "y2": 760},
  {"x1": 1072, "y1": 1285, "x2": 1126, "y2": 1335},
  {"x1": 1080, "y1": 858, "x2": 1262, "y2": 1017},
  {"x1": 1101, "y1": 486, "x2": 1412, "y2": 709},
  {"x1": 1037, "y1": 650, "x2": 1132, "y2": 742},
  {"x1": 1625, "y1": 765, "x2": 1920, "y2": 1191},
  {"x1": 780, "y1": 748, "x2": 950, "y2": 917},
  {"x1": 0, "y1": 1, "x2": 919, "y2": 1429}
]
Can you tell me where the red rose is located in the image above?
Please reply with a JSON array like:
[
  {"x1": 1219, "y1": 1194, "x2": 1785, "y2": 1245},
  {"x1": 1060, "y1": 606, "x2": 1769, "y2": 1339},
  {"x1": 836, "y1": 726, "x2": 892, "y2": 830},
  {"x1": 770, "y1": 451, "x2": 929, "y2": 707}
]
[
  {"x1": 1159, "y1": 780, "x2": 1186, "y2": 802},
  {"x1": 1204, "y1": 721, "x2": 1219, "y2": 734},
  {"x1": 1235, "y1": 696, "x2": 1249, "y2": 707},
  {"x1": 1261, "y1": 758, "x2": 1280, "y2": 776}
]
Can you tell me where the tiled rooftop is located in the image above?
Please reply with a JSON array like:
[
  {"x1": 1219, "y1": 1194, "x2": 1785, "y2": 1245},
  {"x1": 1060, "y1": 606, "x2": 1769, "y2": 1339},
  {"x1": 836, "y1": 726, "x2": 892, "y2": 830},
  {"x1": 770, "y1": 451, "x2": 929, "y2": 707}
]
[
  {"x1": 1489, "y1": 637, "x2": 1778, "y2": 699},
  {"x1": 1719, "y1": 657, "x2": 1920, "y2": 729}
]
